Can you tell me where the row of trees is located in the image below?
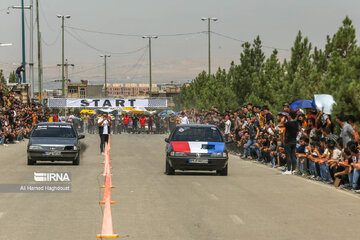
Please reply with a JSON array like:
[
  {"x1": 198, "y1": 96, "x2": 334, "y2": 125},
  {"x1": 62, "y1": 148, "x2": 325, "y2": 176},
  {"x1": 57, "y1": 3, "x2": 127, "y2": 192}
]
[{"x1": 175, "y1": 17, "x2": 360, "y2": 120}]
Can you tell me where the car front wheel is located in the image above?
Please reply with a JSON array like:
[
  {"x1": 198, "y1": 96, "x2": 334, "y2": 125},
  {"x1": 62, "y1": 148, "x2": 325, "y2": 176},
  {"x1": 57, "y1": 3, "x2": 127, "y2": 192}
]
[
  {"x1": 27, "y1": 156, "x2": 35, "y2": 165},
  {"x1": 217, "y1": 164, "x2": 228, "y2": 176},
  {"x1": 73, "y1": 154, "x2": 80, "y2": 165},
  {"x1": 165, "y1": 158, "x2": 175, "y2": 175}
]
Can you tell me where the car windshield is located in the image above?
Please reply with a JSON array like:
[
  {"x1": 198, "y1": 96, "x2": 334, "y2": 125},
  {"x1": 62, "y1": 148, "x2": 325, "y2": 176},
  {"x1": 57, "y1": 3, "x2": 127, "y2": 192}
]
[
  {"x1": 31, "y1": 125, "x2": 76, "y2": 138},
  {"x1": 171, "y1": 126, "x2": 223, "y2": 142}
]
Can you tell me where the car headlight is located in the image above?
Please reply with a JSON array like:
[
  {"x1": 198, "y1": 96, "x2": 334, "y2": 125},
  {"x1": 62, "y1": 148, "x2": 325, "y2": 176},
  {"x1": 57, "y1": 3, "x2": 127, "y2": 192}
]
[
  {"x1": 29, "y1": 145, "x2": 43, "y2": 150},
  {"x1": 211, "y1": 152, "x2": 226, "y2": 157},
  {"x1": 170, "y1": 151, "x2": 186, "y2": 156}
]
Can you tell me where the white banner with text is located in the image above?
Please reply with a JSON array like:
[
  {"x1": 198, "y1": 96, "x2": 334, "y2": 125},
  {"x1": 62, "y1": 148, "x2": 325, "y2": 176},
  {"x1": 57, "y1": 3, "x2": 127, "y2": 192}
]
[{"x1": 47, "y1": 98, "x2": 167, "y2": 108}]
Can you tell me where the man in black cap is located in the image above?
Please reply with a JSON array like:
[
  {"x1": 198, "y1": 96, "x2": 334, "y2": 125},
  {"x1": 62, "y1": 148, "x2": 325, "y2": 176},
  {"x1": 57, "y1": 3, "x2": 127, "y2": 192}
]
[{"x1": 283, "y1": 103, "x2": 291, "y2": 114}]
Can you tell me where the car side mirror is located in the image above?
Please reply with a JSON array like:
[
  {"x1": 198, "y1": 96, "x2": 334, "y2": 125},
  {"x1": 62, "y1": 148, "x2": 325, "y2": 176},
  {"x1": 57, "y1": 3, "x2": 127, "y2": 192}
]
[
  {"x1": 164, "y1": 138, "x2": 170, "y2": 143},
  {"x1": 78, "y1": 135, "x2": 85, "y2": 139}
]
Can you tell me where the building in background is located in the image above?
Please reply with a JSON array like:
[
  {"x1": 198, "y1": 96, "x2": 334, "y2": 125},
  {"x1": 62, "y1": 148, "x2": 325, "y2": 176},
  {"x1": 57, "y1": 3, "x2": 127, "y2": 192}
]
[
  {"x1": 87, "y1": 84, "x2": 106, "y2": 98},
  {"x1": 154, "y1": 81, "x2": 182, "y2": 98},
  {"x1": 42, "y1": 89, "x2": 63, "y2": 98},
  {"x1": 106, "y1": 83, "x2": 158, "y2": 97},
  {"x1": 43, "y1": 81, "x2": 182, "y2": 102},
  {"x1": 67, "y1": 80, "x2": 88, "y2": 98}
]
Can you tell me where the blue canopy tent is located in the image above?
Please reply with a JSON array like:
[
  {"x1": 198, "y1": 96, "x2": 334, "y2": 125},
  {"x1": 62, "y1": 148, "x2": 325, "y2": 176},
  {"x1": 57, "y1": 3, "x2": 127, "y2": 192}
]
[{"x1": 290, "y1": 100, "x2": 313, "y2": 109}]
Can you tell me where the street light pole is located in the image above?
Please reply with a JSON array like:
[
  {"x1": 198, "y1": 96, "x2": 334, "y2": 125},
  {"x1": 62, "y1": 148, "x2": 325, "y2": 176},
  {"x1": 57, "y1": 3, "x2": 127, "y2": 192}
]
[
  {"x1": 8, "y1": 4, "x2": 33, "y2": 86},
  {"x1": 61, "y1": 16, "x2": 64, "y2": 97},
  {"x1": 21, "y1": 0, "x2": 26, "y2": 84},
  {"x1": 100, "y1": 54, "x2": 111, "y2": 97},
  {"x1": 142, "y1": 36, "x2": 158, "y2": 97},
  {"x1": 7, "y1": 4, "x2": 34, "y2": 96},
  {"x1": 201, "y1": 17, "x2": 217, "y2": 78},
  {"x1": 36, "y1": 0, "x2": 42, "y2": 104},
  {"x1": 57, "y1": 14, "x2": 71, "y2": 97},
  {"x1": 29, "y1": 0, "x2": 34, "y2": 98}
]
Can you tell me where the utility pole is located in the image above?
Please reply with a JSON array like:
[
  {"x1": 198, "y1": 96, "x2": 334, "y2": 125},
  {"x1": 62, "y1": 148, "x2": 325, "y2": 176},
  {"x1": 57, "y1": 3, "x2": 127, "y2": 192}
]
[
  {"x1": 29, "y1": 0, "x2": 34, "y2": 98},
  {"x1": 57, "y1": 60, "x2": 74, "y2": 98},
  {"x1": 142, "y1": 36, "x2": 158, "y2": 97},
  {"x1": 8, "y1": 3, "x2": 33, "y2": 86},
  {"x1": 100, "y1": 54, "x2": 111, "y2": 97},
  {"x1": 21, "y1": 0, "x2": 26, "y2": 84},
  {"x1": 201, "y1": 17, "x2": 218, "y2": 78},
  {"x1": 57, "y1": 14, "x2": 71, "y2": 97},
  {"x1": 36, "y1": 0, "x2": 42, "y2": 104}
]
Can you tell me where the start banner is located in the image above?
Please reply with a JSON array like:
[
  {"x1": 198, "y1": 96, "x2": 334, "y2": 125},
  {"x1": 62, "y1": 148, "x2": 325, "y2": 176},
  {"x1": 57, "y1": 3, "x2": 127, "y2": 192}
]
[{"x1": 47, "y1": 98, "x2": 167, "y2": 108}]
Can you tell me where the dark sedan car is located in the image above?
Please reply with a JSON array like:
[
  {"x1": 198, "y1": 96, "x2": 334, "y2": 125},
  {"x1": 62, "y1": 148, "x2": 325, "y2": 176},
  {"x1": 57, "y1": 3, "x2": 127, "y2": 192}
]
[
  {"x1": 26, "y1": 122, "x2": 85, "y2": 165},
  {"x1": 165, "y1": 124, "x2": 229, "y2": 175}
]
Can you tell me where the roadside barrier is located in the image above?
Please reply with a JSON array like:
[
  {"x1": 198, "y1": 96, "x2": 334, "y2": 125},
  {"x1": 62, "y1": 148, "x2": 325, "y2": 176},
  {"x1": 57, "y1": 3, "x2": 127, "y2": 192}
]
[{"x1": 97, "y1": 138, "x2": 119, "y2": 238}]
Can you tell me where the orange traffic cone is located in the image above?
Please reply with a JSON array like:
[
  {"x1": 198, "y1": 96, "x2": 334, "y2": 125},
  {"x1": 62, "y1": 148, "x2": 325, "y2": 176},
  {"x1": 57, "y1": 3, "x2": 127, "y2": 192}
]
[
  {"x1": 108, "y1": 135, "x2": 111, "y2": 149},
  {"x1": 99, "y1": 177, "x2": 115, "y2": 204},
  {"x1": 96, "y1": 200, "x2": 119, "y2": 238},
  {"x1": 102, "y1": 151, "x2": 111, "y2": 176},
  {"x1": 101, "y1": 172, "x2": 115, "y2": 189},
  {"x1": 105, "y1": 142, "x2": 109, "y2": 154}
]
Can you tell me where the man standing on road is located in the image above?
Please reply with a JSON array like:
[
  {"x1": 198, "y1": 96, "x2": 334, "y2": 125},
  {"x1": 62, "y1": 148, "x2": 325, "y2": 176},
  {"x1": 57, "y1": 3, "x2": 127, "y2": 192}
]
[
  {"x1": 83, "y1": 114, "x2": 89, "y2": 133},
  {"x1": 123, "y1": 114, "x2": 130, "y2": 133},
  {"x1": 89, "y1": 114, "x2": 95, "y2": 134},
  {"x1": 279, "y1": 111, "x2": 299, "y2": 175},
  {"x1": 139, "y1": 115, "x2": 146, "y2": 133},
  {"x1": 98, "y1": 113, "x2": 112, "y2": 155}
]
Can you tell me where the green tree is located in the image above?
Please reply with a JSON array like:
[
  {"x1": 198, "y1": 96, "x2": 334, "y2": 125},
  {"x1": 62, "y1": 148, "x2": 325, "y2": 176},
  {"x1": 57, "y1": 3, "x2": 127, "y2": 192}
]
[
  {"x1": 248, "y1": 49, "x2": 285, "y2": 111},
  {"x1": 9, "y1": 71, "x2": 16, "y2": 83},
  {"x1": 321, "y1": 17, "x2": 360, "y2": 119},
  {"x1": 0, "y1": 69, "x2": 9, "y2": 95},
  {"x1": 283, "y1": 31, "x2": 312, "y2": 102},
  {"x1": 176, "y1": 16, "x2": 360, "y2": 121}
]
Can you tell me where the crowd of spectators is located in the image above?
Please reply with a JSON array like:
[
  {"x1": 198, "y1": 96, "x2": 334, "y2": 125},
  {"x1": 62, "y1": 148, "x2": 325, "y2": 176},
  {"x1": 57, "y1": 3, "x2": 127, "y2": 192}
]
[
  {"x1": 0, "y1": 85, "x2": 52, "y2": 146},
  {"x1": 81, "y1": 113, "x2": 173, "y2": 135},
  {"x1": 179, "y1": 104, "x2": 360, "y2": 192}
]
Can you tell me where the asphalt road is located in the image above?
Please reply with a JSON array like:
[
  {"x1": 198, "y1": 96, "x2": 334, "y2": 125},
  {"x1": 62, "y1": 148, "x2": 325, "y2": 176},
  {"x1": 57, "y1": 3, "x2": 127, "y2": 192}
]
[{"x1": 0, "y1": 133, "x2": 360, "y2": 240}]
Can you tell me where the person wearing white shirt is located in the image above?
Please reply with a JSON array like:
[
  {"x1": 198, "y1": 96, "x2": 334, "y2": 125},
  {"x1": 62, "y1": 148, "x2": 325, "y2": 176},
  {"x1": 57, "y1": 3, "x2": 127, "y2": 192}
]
[
  {"x1": 224, "y1": 115, "x2": 231, "y2": 141},
  {"x1": 98, "y1": 113, "x2": 112, "y2": 154},
  {"x1": 179, "y1": 112, "x2": 189, "y2": 125}
]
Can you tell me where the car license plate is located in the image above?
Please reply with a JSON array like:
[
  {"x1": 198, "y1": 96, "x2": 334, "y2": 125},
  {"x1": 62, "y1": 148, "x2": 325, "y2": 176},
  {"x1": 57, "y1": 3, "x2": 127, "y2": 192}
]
[
  {"x1": 189, "y1": 159, "x2": 208, "y2": 164},
  {"x1": 44, "y1": 151, "x2": 61, "y2": 156}
]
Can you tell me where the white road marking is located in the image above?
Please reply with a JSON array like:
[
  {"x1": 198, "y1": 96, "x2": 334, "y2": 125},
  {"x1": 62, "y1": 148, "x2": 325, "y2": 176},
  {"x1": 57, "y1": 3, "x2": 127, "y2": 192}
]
[
  {"x1": 209, "y1": 193, "x2": 219, "y2": 201},
  {"x1": 192, "y1": 181, "x2": 201, "y2": 187},
  {"x1": 0, "y1": 212, "x2": 4, "y2": 219},
  {"x1": 229, "y1": 214, "x2": 245, "y2": 225}
]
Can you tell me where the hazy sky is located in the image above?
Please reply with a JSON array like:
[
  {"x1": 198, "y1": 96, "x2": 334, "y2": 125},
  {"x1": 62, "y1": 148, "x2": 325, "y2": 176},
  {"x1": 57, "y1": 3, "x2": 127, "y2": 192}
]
[{"x1": 1, "y1": 0, "x2": 360, "y2": 89}]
